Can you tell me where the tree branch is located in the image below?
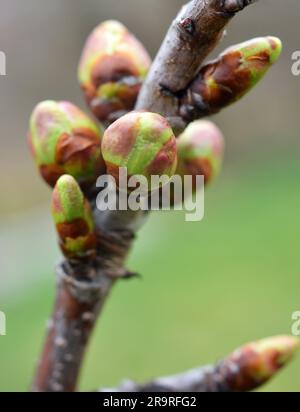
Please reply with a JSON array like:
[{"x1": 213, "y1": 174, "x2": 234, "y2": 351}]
[
  {"x1": 136, "y1": 0, "x2": 257, "y2": 133},
  {"x1": 101, "y1": 336, "x2": 299, "y2": 393},
  {"x1": 32, "y1": 226, "x2": 138, "y2": 392},
  {"x1": 103, "y1": 365, "x2": 224, "y2": 392},
  {"x1": 33, "y1": 0, "x2": 258, "y2": 392}
]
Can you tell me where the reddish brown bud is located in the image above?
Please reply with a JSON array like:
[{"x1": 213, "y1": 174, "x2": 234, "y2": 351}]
[
  {"x1": 52, "y1": 175, "x2": 97, "y2": 260},
  {"x1": 220, "y1": 335, "x2": 299, "y2": 392},
  {"x1": 181, "y1": 36, "x2": 282, "y2": 121},
  {"x1": 78, "y1": 21, "x2": 151, "y2": 124},
  {"x1": 28, "y1": 100, "x2": 105, "y2": 189},
  {"x1": 101, "y1": 111, "x2": 177, "y2": 191}
]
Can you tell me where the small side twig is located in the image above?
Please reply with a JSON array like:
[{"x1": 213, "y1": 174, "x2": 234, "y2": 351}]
[{"x1": 101, "y1": 336, "x2": 299, "y2": 393}]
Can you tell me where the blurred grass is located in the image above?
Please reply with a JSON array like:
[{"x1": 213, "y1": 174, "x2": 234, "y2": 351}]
[{"x1": 0, "y1": 149, "x2": 300, "y2": 392}]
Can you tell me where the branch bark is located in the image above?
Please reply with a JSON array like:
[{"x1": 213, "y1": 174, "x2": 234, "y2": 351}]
[
  {"x1": 32, "y1": 0, "x2": 257, "y2": 392},
  {"x1": 101, "y1": 335, "x2": 299, "y2": 393},
  {"x1": 136, "y1": 0, "x2": 257, "y2": 134},
  {"x1": 32, "y1": 225, "x2": 138, "y2": 392},
  {"x1": 102, "y1": 365, "x2": 226, "y2": 392}
]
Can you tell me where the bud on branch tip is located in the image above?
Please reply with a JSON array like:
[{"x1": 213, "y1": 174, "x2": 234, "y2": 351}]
[
  {"x1": 181, "y1": 36, "x2": 282, "y2": 120},
  {"x1": 223, "y1": 335, "x2": 299, "y2": 391},
  {"x1": 28, "y1": 100, "x2": 105, "y2": 188},
  {"x1": 78, "y1": 20, "x2": 151, "y2": 124},
  {"x1": 52, "y1": 175, "x2": 97, "y2": 259},
  {"x1": 101, "y1": 111, "x2": 177, "y2": 190}
]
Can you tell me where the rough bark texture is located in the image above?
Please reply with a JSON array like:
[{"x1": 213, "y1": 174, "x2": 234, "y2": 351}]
[
  {"x1": 102, "y1": 365, "x2": 229, "y2": 392},
  {"x1": 32, "y1": 263, "x2": 113, "y2": 392},
  {"x1": 32, "y1": 212, "x2": 143, "y2": 392},
  {"x1": 32, "y1": 0, "x2": 257, "y2": 392}
]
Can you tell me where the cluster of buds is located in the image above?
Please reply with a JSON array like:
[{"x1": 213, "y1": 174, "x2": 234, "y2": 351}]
[
  {"x1": 220, "y1": 335, "x2": 299, "y2": 391},
  {"x1": 78, "y1": 20, "x2": 151, "y2": 124},
  {"x1": 180, "y1": 37, "x2": 282, "y2": 121},
  {"x1": 28, "y1": 100, "x2": 105, "y2": 189},
  {"x1": 51, "y1": 175, "x2": 97, "y2": 260},
  {"x1": 28, "y1": 24, "x2": 283, "y2": 262}
]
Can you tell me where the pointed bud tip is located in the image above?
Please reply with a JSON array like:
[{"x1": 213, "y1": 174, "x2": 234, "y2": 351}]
[
  {"x1": 227, "y1": 335, "x2": 299, "y2": 391},
  {"x1": 252, "y1": 335, "x2": 299, "y2": 366},
  {"x1": 52, "y1": 175, "x2": 97, "y2": 259},
  {"x1": 237, "y1": 36, "x2": 282, "y2": 66},
  {"x1": 32, "y1": 100, "x2": 56, "y2": 112},
  {"x1": 101, "y1": 19, "x2": 126, "y2": 30},
  {"x1": 52, "y1": 175, "x2": 84, "y2": 223},
  {"x1": 56, "y1": 174, "x2": 81, "y2": 195},
  {"x1": 266, "y1": 36, "x2": 282, "y2": 64}
]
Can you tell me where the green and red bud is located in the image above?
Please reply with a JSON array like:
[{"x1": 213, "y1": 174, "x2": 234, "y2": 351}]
[
  {"x1": 28, "y1": 100, "x2": 105, "y2": 188},
  {"x1": 181, "y1": 36, "x2": 282, "y2": 120},
  {"x1": 222, "y1": 335, "x2": 299, "y2": 392},
  {"x1": 78, "y1": 20, "x2": 151, "y2": 124},
  {"x1": 52, "y1": 175, "x2": 97, "y2": 259},
  {"x1": 101, "y1": 111, "x2": 177, "y2": 190},
  {"x1": 176, "y1": 120, "x2": 224, "y2": 188}
]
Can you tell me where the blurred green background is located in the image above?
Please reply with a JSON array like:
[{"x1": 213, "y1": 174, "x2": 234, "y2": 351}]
[{"x1": 0, "y1": 0, "x2": 300, "y2": 392}]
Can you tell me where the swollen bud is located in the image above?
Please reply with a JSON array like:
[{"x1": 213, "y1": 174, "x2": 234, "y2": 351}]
[
  {"x1": 78, "y1": 20, "x2": 151, "y2": 124},
  {"x1": 101, "y1": 111, "x2": 177, "y2": 190},
  {"x1": 181, "y1": 36, "x2": 282, "y2": 120},
  {"x1": 28, "y1": 100, "x2": 105, "y2": 188},
  {"x1": 52, "y1": 175, "x2": 97, "y2": 259},
  {"x1": 176, "y1": 120, "x2": 224, "y2": 188},
  {"x1": 222, "y1": 335, "x2": 299, "y2": 392}
]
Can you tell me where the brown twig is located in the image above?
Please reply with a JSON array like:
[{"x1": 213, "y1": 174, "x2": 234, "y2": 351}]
[
  {"x1": 32, "y1": 0, "x2": 257, "y2": 392},
  {"x1": 32, "y1": 226, "x2": 138, "y2": 392},
  {"x1": 32, "y1": 262, "x2": 113, "y2": 392},
  {"x1": 101, "y1": 336, "x2": 300, "y2": 393},
  {"x1": 102, "y1": 365, "x2": 225, "y2": 392}
]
